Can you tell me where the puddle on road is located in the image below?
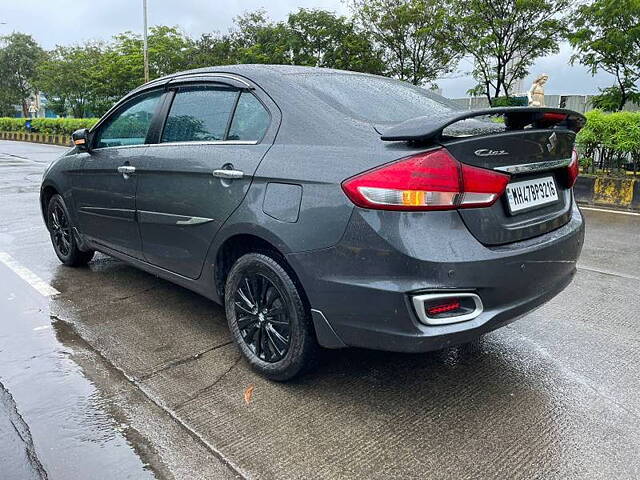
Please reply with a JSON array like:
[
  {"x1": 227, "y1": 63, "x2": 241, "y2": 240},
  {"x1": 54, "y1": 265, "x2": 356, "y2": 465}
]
[{"x1": 0, "y1": 268, "x2": 157, "y2": 480}]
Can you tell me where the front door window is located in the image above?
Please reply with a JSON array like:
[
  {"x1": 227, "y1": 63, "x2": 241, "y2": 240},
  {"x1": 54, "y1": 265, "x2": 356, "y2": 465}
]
[{"x1": 94, "y1": 91, "x2": 163, "y2": 148}]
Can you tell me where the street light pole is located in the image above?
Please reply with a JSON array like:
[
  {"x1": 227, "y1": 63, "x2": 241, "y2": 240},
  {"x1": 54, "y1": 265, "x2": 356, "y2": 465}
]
[{"x1": 142, "y1": 0, "x2": 149, "y2": 83}]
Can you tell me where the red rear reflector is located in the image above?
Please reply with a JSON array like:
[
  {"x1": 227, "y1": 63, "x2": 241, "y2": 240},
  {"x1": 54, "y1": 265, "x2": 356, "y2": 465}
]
[
  {"x1": 541, "y1": 112, "x2": 568, "y2": 123},
  {"x1": 341, "y1": 148, "x2": 510, "y2": 211},
  {"x1": 567, "y1": 148, "x2": 579, "y2": 188},
  {"x1": 426, "y1": 300, "x2": 461, "y2": 316}
]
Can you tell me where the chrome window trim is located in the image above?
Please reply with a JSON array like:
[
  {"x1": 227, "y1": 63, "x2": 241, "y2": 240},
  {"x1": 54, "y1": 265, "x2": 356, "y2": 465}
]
[
  {"x1": 153, "y1": 140, "x2": 259, "y2": 147},
  {"x1": 494, "y1": 158, "x2": 571, "y2": 174},
  {"x1": 412, "y1": 292, "x2": 483, "y2": 326},
  {"x1": 92, "y1": 141, "x2": 259, "y2": 151},
  {"x1": 90, "y1": 143, "x2": 151, "y2": 152}
]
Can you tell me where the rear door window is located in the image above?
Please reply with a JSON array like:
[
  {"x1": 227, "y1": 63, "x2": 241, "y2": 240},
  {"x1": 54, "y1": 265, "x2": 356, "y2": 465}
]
[
  {"x1": 161, "y1": 86, "x2": 238, "y2": 143},
  {"x1": 227, "y1": 92, "x2": 270, "y2": 141},
  {"x1": 94, "y1": 90, "x2": 163, "y2": 148}
]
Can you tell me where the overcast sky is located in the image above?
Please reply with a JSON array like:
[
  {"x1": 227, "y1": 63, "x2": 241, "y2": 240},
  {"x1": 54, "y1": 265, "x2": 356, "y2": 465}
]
[{"x1": 1, "y1": 0, "x2": 616, "y2": 98}]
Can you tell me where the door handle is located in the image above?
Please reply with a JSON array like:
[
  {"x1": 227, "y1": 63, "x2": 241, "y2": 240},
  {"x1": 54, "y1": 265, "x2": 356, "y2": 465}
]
[
  {"x1": 117, "y1": 165, "x2": 136, "y2": 174},
  {"x1": 212, "y1": 169, "x2": 244, "y2": 180},
  {"x1": 117, "y1": 165, "x2": 136, "y2": 179}
]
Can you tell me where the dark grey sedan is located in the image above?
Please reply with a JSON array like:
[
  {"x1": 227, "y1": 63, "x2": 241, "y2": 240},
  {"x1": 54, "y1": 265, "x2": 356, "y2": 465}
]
[{"x1": 41, "y1": 65, "x2": 585, "y2": 380}]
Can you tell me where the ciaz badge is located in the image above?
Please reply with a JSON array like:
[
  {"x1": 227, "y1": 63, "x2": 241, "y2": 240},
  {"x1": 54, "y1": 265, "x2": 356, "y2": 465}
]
[{"x1": 474, "y1": 149, "x2": 509, "y2": 157}]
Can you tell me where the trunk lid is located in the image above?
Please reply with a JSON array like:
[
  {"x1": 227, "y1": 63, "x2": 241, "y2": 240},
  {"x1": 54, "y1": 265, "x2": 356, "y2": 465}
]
[
  {"x1": 379, "y1": 108, "x2": 585, "y2": 246},
  {"x1": 444, "y1": 129, "x2": 576, "y2": 245}
]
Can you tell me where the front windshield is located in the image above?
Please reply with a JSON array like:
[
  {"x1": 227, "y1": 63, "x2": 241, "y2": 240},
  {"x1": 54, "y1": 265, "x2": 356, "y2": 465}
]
[{"x1": 293, "y1": 73, "x2": 459, "y2": 124}]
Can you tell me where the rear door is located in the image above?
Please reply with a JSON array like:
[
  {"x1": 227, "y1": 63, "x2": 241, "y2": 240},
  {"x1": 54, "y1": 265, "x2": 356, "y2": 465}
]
[{"x1": 136, "y1": 77, "x2": 275, "y2": 278}]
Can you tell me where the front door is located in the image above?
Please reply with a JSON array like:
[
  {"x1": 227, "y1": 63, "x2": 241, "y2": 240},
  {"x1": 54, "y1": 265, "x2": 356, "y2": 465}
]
[
  {"x1": 74, "y1": 90, "x2": 164, "y2": 258},
  {"x1": 137, "y1": 84, "x2": 273, "y2": 278}
]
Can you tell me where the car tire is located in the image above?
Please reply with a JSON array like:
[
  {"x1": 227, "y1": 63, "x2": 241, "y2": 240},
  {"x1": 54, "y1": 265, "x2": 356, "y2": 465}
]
[
  {"x1": 224, "y1": 253, "x2": 319, "y2": 381},
  {"x1": 46, "y1": 194, "x2": 95, "y2": 267}
]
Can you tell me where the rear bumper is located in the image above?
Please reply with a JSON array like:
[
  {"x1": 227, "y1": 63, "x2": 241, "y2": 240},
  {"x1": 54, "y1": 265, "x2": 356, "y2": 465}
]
[{"x1": 287, "y1": 201, "x2": 584, "y2": 352}]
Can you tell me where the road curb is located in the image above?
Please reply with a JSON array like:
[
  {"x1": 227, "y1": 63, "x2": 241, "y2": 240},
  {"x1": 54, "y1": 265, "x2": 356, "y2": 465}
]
[
  {"x1": 575, "y1": 175, "x2": 639, "y2": 212},
  {"x1": 0, "y1": 131, "x2": 71, "y2": 147}
]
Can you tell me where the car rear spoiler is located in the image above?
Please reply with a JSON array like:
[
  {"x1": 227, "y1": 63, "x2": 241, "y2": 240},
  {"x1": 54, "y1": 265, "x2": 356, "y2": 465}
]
[{"x1": 380, "y1": 107, "x2": 587, "y2": 143}]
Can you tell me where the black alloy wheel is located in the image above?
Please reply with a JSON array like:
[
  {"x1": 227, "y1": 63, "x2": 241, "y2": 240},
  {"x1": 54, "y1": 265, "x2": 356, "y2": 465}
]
[
  {"x1": 49, "y1": 200, "x2": 72, "y2": 257},
  {"x1": 46, "y1": 194, "x2": 94, "y2": 266},
  {"x1": 234, "y1": 273, "x2": 291, "y2": 362},
  {"x1": 225, "y1": 253, "x2": 319, "y2": 381}
]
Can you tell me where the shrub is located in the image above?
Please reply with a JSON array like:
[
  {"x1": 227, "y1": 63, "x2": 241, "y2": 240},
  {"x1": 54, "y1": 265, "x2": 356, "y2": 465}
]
[
  {"x1": 0, "y1": 118, "x2": 26, "y2": 132},
  {"x1": 579, "y1": 156, "x2": 593, "y2": 171},
  {"x1": 576, "y1": 110, "x2": 640, "y2": 175},
  {"x1": 0, "y1": 117, "x2": 99, "y2": 135},
  {"x1": 491, "y1": 96, "x2": 528, "y2": 107}
]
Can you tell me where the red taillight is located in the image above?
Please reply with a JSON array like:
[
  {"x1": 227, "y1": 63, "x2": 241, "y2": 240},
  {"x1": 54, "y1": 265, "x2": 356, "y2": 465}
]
[
  {"x1": 567, "y1": 148, "x2": 579, "y2": 188},
  {"x1": 341, "y1": 148, "x2": 510, "y2": 211}
]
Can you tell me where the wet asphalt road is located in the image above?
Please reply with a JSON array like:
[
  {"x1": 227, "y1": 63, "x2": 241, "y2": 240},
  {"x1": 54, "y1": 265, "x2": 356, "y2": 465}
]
[{"x1": 0, "y1": 139, "x2": 639, "y2": 479}]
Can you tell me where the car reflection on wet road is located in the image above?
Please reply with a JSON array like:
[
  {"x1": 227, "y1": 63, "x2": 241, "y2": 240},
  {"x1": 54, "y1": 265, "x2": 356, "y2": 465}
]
[{"x1": 1, "y1": 139, "x2": 639, "y2": 479}]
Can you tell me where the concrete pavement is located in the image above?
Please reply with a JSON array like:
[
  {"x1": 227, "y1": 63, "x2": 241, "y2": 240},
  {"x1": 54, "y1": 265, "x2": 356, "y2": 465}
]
[{"x1": 0, "y1": 139, "x2": 639, "y2": 479}]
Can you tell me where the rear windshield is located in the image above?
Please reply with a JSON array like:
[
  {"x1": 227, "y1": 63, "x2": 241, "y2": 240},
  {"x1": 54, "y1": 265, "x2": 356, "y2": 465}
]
[{"x1": 293, "y1": 73, "x2": 459, "y2": 124}]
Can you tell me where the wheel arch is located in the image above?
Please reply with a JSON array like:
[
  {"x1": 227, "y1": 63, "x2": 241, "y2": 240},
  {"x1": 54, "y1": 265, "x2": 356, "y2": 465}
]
[
  {"x1": 213, "y1": 233, "x2": 308, "y2": 309},
  {"x1": 213, "y1": 231, "x2": 347, "y2": 350},
  {"x1": 40, "y1": 182, "x2": 60, "y2": 223}
]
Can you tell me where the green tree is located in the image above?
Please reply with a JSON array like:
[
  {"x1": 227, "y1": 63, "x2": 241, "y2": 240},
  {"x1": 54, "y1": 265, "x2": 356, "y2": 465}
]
[
  {"x1": 146, "y1": 26, "x2": 196, "y2": 77},
  {"x1": 90, "y1": 26, "x2": 196, "y2": 114},
  {"x1": 35, "y1": 43, "x2": 107, "y2": 117},
  {"x1": 447, "y1": 0, "x2": 571, "y2": 103},
  {"x1": 229, "y1": 10, "x2": 293, "y2": 65},
  {"x1": 192, "y1": 10, "x2": 383, "y2": 74},
  {"x1": 0, "y1": 86, "x2": 18, "y2": 117},
  {"x1": 569, "y1": 0, "x2": 640, "y2": 111},
  {"x1": 350, "y1": 0, "x2": 458, "y2": 85},
  {"x1": 228, "y1": 9, "x2": 384, "y2": 72},
  {"x1": 591, "y1": 84, "x2": 640, "y2": 112},
  {"x1": 0, "y1": 66, "x2": 20, "y2": 116},
  {"x1": 190, "y1": 33, "x2": 235, "y2": 68},
  {"x1": 0, "y1": 33, "x2": 45, "y2": 116},
  {"x1": 287, "y1": 9, "x2": 384, "y2": 73}
]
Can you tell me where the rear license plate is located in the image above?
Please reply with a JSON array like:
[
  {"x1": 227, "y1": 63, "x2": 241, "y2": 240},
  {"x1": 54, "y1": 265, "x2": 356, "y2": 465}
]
[{"x1": 505, "y1": 176, "x2": 558, "y2": 214}]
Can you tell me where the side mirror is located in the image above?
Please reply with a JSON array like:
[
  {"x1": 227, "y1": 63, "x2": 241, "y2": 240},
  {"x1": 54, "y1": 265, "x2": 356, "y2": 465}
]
[{"x1": 71, "y1": 128, "x2": 91, "y2": 152}]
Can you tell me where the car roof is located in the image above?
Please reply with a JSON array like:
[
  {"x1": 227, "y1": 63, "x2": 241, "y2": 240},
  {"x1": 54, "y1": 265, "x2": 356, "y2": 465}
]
[
  {"x1": 181, "y1": 64, "x2": 369, "y2": 75},
  {"x1": 134, "y1": 64, "x2": 378, "y2": 93}
]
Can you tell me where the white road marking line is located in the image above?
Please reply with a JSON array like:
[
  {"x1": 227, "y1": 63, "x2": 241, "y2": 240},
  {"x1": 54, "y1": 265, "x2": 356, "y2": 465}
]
[
  {"x1": 580, "y1": 206, "x2": 640, "y2": 217},
  {"x1": 0, "y1": 252, "x2": 60, "y2": 297}
]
